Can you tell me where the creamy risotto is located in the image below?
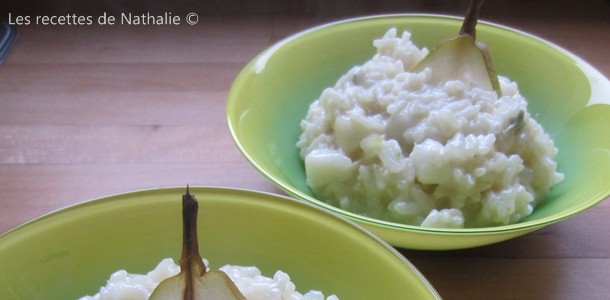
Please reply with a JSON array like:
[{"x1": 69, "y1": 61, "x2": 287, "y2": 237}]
[
  {"x1": 297, "y1": 28, "x2": 563, "y2": 228},
  {"x1": 80, "y1": 258, "x2": 338, "y2": 300}
]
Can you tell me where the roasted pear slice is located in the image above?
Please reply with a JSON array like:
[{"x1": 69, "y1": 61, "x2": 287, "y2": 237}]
[
  {"x1": 150, "y1": 188, "x2": 245, "y2": 300},
  {"x1": 411, "y1": 0, "x2": 501, "y2": 95}
]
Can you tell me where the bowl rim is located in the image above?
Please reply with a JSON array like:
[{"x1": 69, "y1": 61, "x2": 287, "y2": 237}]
[{"x1": 227, "y1": 13, "x2": 610, "y2": 236}]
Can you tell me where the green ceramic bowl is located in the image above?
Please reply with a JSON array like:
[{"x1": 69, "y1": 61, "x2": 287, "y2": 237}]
[
  {"x1": 227, "y1": 15, "x2": 610, "y2": 250},
  {"x1": 0, "y1": 187, "x2": 440, "y2": 299}
]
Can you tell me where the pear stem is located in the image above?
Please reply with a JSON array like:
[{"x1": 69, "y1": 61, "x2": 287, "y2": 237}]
[
  {"x1": 460, "y1": 0, "x2": 485, "y2": 39},
  {"x1": 180, "y1": 187, "x2": 206, "y2": 300}
]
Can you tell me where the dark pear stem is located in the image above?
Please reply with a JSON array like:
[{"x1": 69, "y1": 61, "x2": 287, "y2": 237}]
[
  {"x1": 460, "y1": 0, "x2": 486, "y2": 39},
  {"x1": 180, "y1": 187, "x2": 206, "y2": 300}
]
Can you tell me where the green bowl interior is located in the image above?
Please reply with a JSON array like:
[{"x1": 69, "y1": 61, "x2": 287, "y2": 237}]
[
  {"x1": 227, "y1": 15, "x2": 610, "y2": 244},
  {"x1": 0, "y1": 187, "x2": 439, "y2": 299}
]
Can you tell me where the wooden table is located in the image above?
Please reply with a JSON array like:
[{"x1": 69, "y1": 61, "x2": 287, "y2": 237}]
[{"x1": 1, "y1": 1, "x2": 609, "y2": 299}]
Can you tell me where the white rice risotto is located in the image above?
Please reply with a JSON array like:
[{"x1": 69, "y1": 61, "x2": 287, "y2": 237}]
[
  {"x1": 297, "y1": 28, "x2": 564, "y2": 228},
  {"x1": 80, "y1": 258, "x2": 338, "y2": 300}
]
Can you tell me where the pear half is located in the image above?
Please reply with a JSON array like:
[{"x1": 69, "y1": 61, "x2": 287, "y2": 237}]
[
  {"x1": 411, "y1": 0, "x2": 501, "y2": 95},
  {"x1": 150, "y1": 188, "x2": 245, "y2": 300}
]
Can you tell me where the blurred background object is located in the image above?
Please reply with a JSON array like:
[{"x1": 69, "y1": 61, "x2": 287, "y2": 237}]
[
  {"x1": 0, "y1": 22, "x2": 16, "y2": 64},
  {"x1": 2, "y1": 0, "x2": 609, "y2": 20}
]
